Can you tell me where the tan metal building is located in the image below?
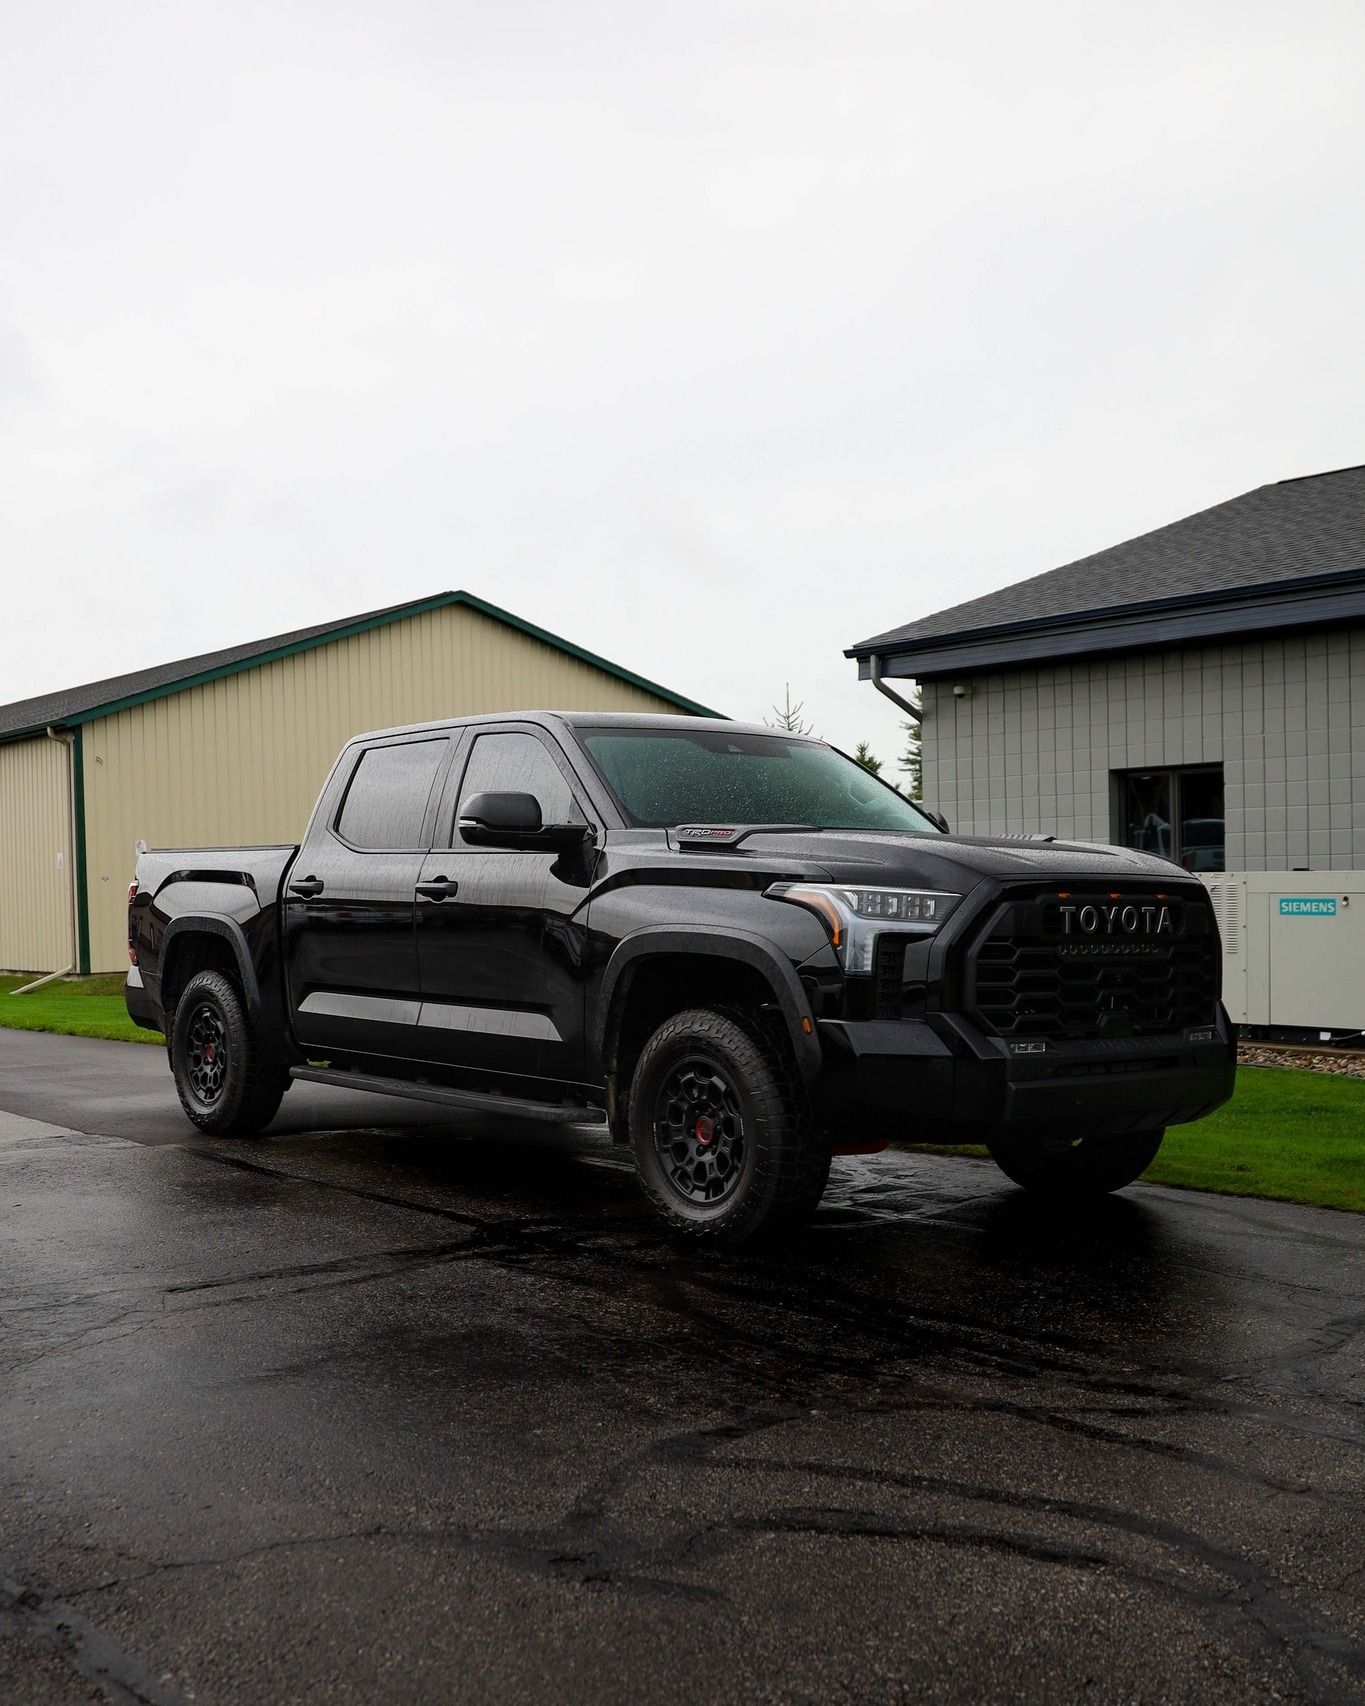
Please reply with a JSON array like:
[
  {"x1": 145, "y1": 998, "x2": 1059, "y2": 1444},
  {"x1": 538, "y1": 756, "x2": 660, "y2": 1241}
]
[{"x1": 0, "y1": 591, "x2": 717, "y2": 975}]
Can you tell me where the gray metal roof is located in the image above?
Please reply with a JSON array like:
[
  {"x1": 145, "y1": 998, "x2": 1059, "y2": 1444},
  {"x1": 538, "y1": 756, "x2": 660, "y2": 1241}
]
[
  {"x1": 849, "y1": 464, "x2": 1365, "y2": 657},
  {"x1": 0, "y1": 590, "x2": 721, "y2": 742}
]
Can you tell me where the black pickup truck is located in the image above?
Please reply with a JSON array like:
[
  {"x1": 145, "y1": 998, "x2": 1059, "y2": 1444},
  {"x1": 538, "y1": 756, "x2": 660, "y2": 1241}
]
[{"x1": 126, "y1": 712, "x2": 1235, "y2": 1242}]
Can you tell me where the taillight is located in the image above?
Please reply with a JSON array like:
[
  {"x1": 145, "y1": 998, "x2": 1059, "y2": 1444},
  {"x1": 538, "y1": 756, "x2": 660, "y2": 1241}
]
[{"x1": 127, "y1": 880, "x2": 139, "y2": 965}]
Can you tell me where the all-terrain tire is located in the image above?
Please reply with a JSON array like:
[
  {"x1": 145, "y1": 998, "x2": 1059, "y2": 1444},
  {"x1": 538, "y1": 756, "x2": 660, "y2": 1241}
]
[
  {"x1": 628, "y1": 1007, "x2": 830, "y2": 1246},
  {"x1": 170, "y1": 969, "x2": 289, "y2": 1137},
  {"x1": 985, "y1": 1128, "x2": 1166, "y2": 1196}
]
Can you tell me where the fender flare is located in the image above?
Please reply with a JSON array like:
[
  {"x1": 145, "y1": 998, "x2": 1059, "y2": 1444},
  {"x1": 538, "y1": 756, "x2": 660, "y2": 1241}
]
[
  {"x1": 595, "y1": 925, "x2": 822, "y2": 1083},
  {"x1": 161, "y1": 915, "x2": 263, "y2": 1021}
]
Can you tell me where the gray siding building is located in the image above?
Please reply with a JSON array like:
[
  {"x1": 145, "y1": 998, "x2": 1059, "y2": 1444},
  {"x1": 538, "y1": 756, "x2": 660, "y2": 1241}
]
[
  {"x1": 849, "y1": 466, "x2": 1365, "y2": 873},
  {"x1": 913, "y1": 631, "x2": 1365, "y2": 871},
  {"x1": 847, "y1": 466, "x2": 1365, "y2": 1034}
]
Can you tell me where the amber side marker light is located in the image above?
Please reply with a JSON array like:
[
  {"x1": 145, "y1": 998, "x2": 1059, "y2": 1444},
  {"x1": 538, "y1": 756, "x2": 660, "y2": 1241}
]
[{"x1": 797, "y1": 891, "x2": 843, "y2": 947}]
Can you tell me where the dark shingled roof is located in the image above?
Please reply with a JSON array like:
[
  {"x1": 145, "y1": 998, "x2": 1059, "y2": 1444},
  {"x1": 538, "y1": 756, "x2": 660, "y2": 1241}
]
[
  {"x1": 850, "y1": 464, "x2": 1365, "y2": 656},
  {"x1": 0, "y1": 590, "x2": 720, "y2": 741}
]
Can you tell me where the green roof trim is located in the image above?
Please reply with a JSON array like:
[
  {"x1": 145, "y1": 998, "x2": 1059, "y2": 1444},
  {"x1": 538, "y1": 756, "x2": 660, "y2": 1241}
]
[
  {"x1": 56, "y1": 590, "x2": 722, "y2": 729},
  {"x1": 72, "y1": 726, "x2": 90, "y2": 974}
]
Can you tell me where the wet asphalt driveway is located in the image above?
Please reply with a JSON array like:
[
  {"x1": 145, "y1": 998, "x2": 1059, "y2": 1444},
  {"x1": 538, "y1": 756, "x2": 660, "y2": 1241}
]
[{"x1": 1, "y1": 1030, "x2": 1363, "y2": 1705}]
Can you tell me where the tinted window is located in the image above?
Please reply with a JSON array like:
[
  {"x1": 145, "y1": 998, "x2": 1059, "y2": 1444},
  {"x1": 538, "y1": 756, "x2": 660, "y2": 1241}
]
[
  {"x1": 458, "y1": 732, "x2": 578, "y2": 828},
  {"x1": 1116, "y1": 765, "x2": 1224, "y2": 872},
  {"x1": 336, "y1": 740, "x2": 447, "y2": 850},
  {"x1": 581, "y1": 729, "x2": 941, "y2": 833}
]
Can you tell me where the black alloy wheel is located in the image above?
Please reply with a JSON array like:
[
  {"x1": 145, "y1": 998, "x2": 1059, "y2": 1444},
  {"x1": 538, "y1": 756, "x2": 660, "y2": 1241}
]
[
  {"x1": 652, "y1": 1056, "x2": 748, "y2": 1207},
  {"x1": 185, "y1": 999, "x2": 230, "y2": 1107}
]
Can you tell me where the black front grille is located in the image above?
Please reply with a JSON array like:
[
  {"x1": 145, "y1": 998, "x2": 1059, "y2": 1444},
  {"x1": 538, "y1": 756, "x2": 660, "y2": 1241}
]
[{"x1": 968, "y1": 887, "x2": 1221, "y2": 1041}]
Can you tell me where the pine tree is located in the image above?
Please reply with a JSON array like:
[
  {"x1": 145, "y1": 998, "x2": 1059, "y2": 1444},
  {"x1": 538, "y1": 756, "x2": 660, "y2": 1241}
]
[
  {"x1": 767, "y1": 684, "x2": 814, "y2": 735},
  {"x1": 854, "y1": 742, "x2": 882, "y2": 774}
]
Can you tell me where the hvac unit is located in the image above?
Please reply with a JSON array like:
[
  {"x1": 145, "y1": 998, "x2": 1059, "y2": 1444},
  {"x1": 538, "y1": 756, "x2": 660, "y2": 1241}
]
[{"x1": 1200, "y1": 871, "x2": 1365, "y2": 1038}]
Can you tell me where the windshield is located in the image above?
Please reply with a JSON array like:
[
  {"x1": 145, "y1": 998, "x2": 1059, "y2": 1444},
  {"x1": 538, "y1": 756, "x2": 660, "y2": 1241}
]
[{"x1": 580, "y1": 728, "x2": 942, "y2": 835}]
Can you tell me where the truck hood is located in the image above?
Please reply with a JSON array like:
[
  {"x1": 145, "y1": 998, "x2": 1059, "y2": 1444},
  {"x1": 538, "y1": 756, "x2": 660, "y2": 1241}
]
[{"x1": 730, "y1": 830, "x2": 1191, "y2": 894}]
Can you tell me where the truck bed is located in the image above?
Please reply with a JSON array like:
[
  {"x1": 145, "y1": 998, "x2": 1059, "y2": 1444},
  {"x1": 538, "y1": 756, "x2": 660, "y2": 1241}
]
[{"x1": 134, "y1": 845, "x2": 298, "y2": 900}]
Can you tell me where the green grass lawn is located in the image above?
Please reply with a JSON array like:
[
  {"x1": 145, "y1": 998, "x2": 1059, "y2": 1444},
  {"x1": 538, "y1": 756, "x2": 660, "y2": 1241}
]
[
  {"x1": 909, "y1": 1064, "x2": 1365, "y2": 1215},
  {"x1": 0, "y1": 973, "x2": 162, "y2": 1044}
]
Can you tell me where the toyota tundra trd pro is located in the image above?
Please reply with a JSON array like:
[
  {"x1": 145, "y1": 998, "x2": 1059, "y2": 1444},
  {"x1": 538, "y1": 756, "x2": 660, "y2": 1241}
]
[{"x1": 126, "y1": 713, "x2": 1235, "y2": 1242}]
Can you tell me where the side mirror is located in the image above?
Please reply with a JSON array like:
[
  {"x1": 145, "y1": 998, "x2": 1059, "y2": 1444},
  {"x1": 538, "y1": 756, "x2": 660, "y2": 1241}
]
[
  {"x1": 924, "y1": 808, "x2": 950, "y2": 834},
  {"x1": 459, "y1": 791, "x2": 589, "y2": 851}
]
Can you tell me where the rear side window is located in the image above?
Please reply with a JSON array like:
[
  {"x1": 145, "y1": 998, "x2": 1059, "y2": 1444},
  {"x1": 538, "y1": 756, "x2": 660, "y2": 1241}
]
[
  {"x1": 457, "y1": 732, "x2": 578, "y2": 828},
  {"x1": 336, "y1": 740, "x2": 447, "y2": 850}
]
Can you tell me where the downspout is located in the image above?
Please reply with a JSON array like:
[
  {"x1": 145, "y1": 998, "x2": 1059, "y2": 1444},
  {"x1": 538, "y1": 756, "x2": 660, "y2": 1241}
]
[
  {"x1": 870, "y1": 654, "x2": 920, "y2": 723},
  {"x1": 14, "y1": 727, "x2": 80, "y2": 992}
]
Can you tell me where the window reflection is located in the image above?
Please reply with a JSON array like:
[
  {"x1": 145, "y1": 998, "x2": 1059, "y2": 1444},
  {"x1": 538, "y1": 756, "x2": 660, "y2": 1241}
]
[{"x1": 1117, "y1": 766, "x2": 1224, "y2": 871}]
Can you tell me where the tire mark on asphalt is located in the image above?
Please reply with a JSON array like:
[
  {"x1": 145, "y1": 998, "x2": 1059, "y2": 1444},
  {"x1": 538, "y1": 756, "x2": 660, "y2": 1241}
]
[
  {"x1": 180, "y1": 1138, "x2": 1365, "y2": 1467},
  {"x1": 725, "y1": 1455, "x2": 1365, "y2": 1680},
  {"x1": 735, "y1": 1510, "x2": 1365, "y2": 1705}
]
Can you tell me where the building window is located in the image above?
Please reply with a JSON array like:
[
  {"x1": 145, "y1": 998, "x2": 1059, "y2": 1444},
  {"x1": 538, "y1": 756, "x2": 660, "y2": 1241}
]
[{"x1": 1115, "y1": 766, "x2": 1225, "y2": 872}]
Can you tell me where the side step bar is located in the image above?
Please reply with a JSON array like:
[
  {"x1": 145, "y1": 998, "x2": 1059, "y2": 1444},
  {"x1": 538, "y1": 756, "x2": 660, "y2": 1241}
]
[{"x1": 289, "y1": 1066, "x2": 606, "y2": 1126}]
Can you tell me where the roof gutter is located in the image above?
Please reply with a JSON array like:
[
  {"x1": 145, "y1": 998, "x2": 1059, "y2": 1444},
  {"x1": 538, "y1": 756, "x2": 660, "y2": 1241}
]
[
  {"x1": 846, "y1": 562, "x2": 1365, "y2": 665},
  {"x1": 856, "y1": 570, "x2": 1365, "y2": 683},
  {"x1": 870, "y1": 655, "x2": 920, "y2": 724}
]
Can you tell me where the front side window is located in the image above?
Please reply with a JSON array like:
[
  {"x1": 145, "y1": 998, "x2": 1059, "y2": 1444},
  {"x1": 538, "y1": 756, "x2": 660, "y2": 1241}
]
[
  {"x1": 580, "y1": 728, "x2": 941, "y2": 834},
  {"x1": 1116, "y1": 765, "x2": 1225, "y2": 872},
  {"x1": 457, "y1": 732, "x2": 579, "y2": 828},
  {"x1": 335, "y1": 740, "x2": 448, "y2": 850}
]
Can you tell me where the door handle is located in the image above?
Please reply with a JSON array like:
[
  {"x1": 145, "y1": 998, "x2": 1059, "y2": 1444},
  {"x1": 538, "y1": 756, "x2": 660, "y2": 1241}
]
[
  {"x1": 289, "y1": 876, "x2": 325, "y2": 899},
  {"x1": 415, "y1": 877, "x2": 460, "y2": 902}
]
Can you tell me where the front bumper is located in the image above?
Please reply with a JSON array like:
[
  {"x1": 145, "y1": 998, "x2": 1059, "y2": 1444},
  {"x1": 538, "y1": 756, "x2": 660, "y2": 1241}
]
[{"x1": 812, "y1": 1007, "x2": 1237, "y2": 1143}]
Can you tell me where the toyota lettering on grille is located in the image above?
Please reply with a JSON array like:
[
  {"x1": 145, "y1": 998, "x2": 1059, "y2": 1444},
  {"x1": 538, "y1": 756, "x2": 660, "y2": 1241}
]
[{"x1": 1056, "y1": 901, "x2": 1175, "y2": 938}]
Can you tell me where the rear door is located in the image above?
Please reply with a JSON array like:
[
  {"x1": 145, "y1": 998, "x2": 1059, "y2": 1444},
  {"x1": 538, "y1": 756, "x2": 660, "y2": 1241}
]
[
  {"x1": 284, "y1": 733, "x2": 454, "y2": 1060},
  {"x1": 413, "y1": 725, "x2": 596, "y2": 1086}
]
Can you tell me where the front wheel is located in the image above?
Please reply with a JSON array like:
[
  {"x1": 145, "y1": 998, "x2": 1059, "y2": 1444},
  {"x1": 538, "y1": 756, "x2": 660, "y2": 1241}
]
[
  {"x1": 170, "y1": 969, "x2": 289, "y2": 1137},
  {"x1": 985, "y1": 1128, "x2": 1165, "y2": 1196},
  {"x1": 628, "y1": 1008, "x2": 830, "y2": 1246}
]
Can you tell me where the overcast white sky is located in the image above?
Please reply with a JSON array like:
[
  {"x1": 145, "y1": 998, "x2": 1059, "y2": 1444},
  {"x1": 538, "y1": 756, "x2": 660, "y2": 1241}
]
[{"x1": 4, "y1": 1, "x2": 1364, "y2": 768}]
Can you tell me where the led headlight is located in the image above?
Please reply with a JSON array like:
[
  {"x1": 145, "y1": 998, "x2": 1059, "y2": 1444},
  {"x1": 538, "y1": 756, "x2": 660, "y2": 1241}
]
[{"x1": 765, "y1": 883, "x2": 961, "y2": 974}]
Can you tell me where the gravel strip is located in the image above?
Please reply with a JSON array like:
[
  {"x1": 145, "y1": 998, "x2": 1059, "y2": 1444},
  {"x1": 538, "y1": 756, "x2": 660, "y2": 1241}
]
[{"x1": 1237, "y1": 1043, "x2": 1365, "y2": 1079}]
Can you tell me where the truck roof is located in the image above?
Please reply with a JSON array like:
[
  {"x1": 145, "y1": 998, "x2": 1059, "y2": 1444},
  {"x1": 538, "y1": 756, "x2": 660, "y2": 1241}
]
[{"x1": 343, "y1": 711, "x2": 802, "y2": 745}]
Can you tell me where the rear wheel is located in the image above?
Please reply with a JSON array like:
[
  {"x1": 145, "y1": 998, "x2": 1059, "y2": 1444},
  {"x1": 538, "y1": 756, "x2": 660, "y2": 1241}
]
[
  {"x1": 629, "y1": 1008, "x2": 830, "y2": 1246},
  {"x1": 170, "y1": 969, "x2": 289, "y2": 1137},
  {"x1": 985, "y1": 1128, "x2": 1165, "y2": 1195}
]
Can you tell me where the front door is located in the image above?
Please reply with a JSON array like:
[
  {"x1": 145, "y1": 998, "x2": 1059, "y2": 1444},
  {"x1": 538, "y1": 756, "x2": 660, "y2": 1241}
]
[
  {"x1": 414, "y1": 727, "x2": 595, "y2": 1087},
  {"x1": 284, "y1": 734, "x2": 453, "y2": 1060}
]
